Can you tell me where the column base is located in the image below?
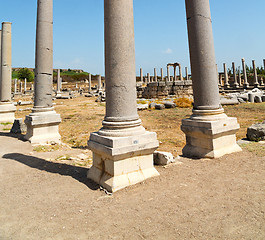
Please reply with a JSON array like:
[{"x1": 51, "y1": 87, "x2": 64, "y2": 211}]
[
  {"x1": 0, "y1": 102, "x2": 16, "y2": 123},
  {"x1": 224, "y1": 84, "x2": 230, "y2": 89},
  {"x1": 254, "y1": 83, "x2": 259, "y2": 88},
  {"x1": 87, "y1": 131, "x2": 159, "y2": 192},
  {"x1": 24, "y1": 109, "x2": 61, "y2": 145},
  {"x1": 181, "y1": 112, "x2": 242, "y2": 159},
  {"x1": 243, "y1": 83, "x2": 249, "y2": 89}
]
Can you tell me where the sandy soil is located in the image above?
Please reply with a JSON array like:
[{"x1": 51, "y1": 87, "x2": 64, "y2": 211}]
[{"x1": 0, "y1": 96, "x2": 264, "y2": 239}]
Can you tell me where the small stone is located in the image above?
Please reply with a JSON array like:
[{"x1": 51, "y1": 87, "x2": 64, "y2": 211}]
[
  {"x1": 247, "y1": 121, "x2": 265, "y2": 142},
  {"x1": 10, "y1": 118, "x2": 27, "y2": 134},
  {"x1": 153, "y1": 151, "x2": 176, "y2": 165},
  {"x1": 155, "y1": 103, "x2": 165, "y2": 110},
  {"x1": 164, "y1": 102, "x2": 176, "y2": 108}
]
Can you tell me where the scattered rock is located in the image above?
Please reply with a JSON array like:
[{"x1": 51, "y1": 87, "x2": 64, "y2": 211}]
[
  {"x1": 155, "y1": 103, "x2": 165, "y2": 110},
  {"x1": 164, "y1": 102, "x2": 176, "y2": 108},
  {"x1": 247, "y1": 121, "x2": 265, "y2": 142},
  {"x1": 10, "y1": 118, "x2": 27, "y2": 134},
  {"x1": 153, "y1": 151, "x2": 176, "y2": 165},
  {"x1": 137, "y1": 104, "x2": 148, "y2": 111}
]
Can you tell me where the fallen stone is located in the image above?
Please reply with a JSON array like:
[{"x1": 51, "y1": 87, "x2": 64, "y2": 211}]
[
  {"x1": 10, "y1": 118, "x2": 27, "y2": 134},
  {"x1": 247, "y1": 121, "x2": 265, "y2": 142},
  {"x1": 164, "y1": 102, "x2": 176, "y2": 108},
  {"x1": 220, "y1": 97, "x2": 239, "y2": 105},
  {"x1": 155, "y1": 103, "x2": 165, "y2": 110},
  {"x1": 153, "y1": 151, "x2": 176, "y2": 165},
  {"x1": 254, "y1": 96, "x2": 262, "y2": 103},
  {"x1": 149, "y1": 102, "x2": 156, "y2": 109},
  {"x1": 137, "y1": 104, "x2": 148, "y2": 110}
]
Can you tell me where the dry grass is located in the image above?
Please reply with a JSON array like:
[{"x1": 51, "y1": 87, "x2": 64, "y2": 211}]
[
  {"x1": 15, "y1": 96, "x2": 265, "y2": 157},
  {"x1": 174, "y1": 97, "x2": 193, "y2": 108}
]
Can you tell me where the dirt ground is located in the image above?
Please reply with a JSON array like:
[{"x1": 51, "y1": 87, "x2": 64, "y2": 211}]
[{"x1": 0, "y1": 96, "x2": 265, "y2": 239}]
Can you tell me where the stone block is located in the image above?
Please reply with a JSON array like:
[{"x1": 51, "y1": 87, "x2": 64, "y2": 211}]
[
  {"x1": 247, "y1": 121, "x2": 265, "y2": 141},
  {"x1": 87, "y1": 131, "x2": 159, "y2": 192},
  {"x1": 181, "y1": 116, "x2": 242, "y2": 158},
  {"x1": 0, "y1": 103, "x2": 16, "y2": 123},
  {"x1": 153, "y1": 151, "x2": 175, "y2": 165},
  {"x1": 155, "y1": 104, "x2": 165, "y2": 110}
]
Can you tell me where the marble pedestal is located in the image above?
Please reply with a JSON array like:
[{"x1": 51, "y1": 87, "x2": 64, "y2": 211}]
[
  {"x1": 88, "y1": 131, "x2": 159, "y2": 192},
  {"x1": 181, "y1": 110, "x2": 242, "y2": 159},
  {"x1": 24, "y1": 109, "x2": 61, "y2": 145},
  {"x1": 0, "y1": 102, "x2": 16, "y2": 123}
]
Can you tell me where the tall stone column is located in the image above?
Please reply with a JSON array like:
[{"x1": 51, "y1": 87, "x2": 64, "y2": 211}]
[
  {"x1": 160, "y1": 68, "x2": 163, "y2": 81},
  {"x1": 147, "y1": 73, "x2": 150, "y2": 83},
  {"x1": 14, "y1": 79, "x2": 17, "y2": 94},
  {"x1": 88, "y1": 0, "x2": 159, "y2": 192},
  {"x1": 242, "y1": 58, "x2": 249, "y2": 88},
  {"x1": 140, "y1": 68, "x2": 143, "y2": 83},
  {"x1": 24, "y1": 78, "x2": 27, "y2": 93},
  {"x1": 181, "y1": 0, "x2": 241, "y2": 158},
  {"x1": 154, "y1": 68, "x2": 157, "y2": 82},
  {"x1": 56, "y1": 69, "x2": 61, "y2": 92},
  {"x1": 252, "y1": 60, "x2": 259, "y2": 88},
  {"x1": 167, "y1": 65, "x2": 170, "y2": 84},
  {"x1": 179, "y1": 64, "x2": 183, "y2": 81},
  {"x1": 97, "y1": 74, "x2": 102, "y2": 91},
  {"x1": 232, "y1": 62, "x2": 239, "y2": 88},
  {"x1": 223, "y1": 63, "x2": 230, "y2": 89},
  {"x1": 24, "y1": 0, "x2": 61, "y2": 145},
  {"x1": 174, "y1": 66, "x2": 177, "y2": 81},
  {"x1": 88, "y1": 73, "x2": 92, "y2": 92},
  {"x1": 19, "y1": 80, "x2": 23, "y2": 93},
  {"x1": 0, "y1": 22, "x2": 16, "y2": 123},
  {"x1": 185, "y1": 67, "x2": 189, "y2": 80},
  {"x1": 238, "y1": 67, "x2": 242, "y2": 87}
]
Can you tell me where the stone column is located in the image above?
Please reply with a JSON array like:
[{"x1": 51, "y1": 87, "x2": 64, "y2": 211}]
[
  {"x1": 87, "y1": 0, "x2": 159, "y2": 192},
  {"x1": 140, "y1": 68, "x2": 143, "y2": 83},
  {"x1": 174, "y1": 66, "x2": 177, "y2": 81},
  {"x1": 147, "y1": 73, "x2": 150, "y2": 83},
  {"x1": 97, "y1": 75, "x2": 102, "y2": 91},
  {"x1": 31, "y1": 83, "x2": 34, "y2": 91},
  {"x1": 181, "y1": 0, "x2": 241, "y2": 158},
  {"x1": 242, "y1": 58, "x2": 249, "y2": 88},
  {"x1": 14, "y1": 79, "x2": 17, "y2": 94},
  {"x1": 167, "y1": 65, "x2": 170, "y2": 84},
  {"x1": 19, "y1": 80, "x2": 23, "y2": 93},
  {"x1": 0, "y1": 22, "x2": 16, "y2": 123},
  {"x1": 185, "y1": 67, "x2": 189, "y2": 80},
  {"x1": 238, "y1": 67, "x2": 242, "y2": 87},
  {"x1": 56, "y1": 69, "x2": 61, "y2": 92},
  {"x1": 154, "y1": 68, "x2": 157, "y2": 82},
  {"x1": 24, "y1": 0, "x2": 61, "y2": 145},
  {"x1": 179, "y1": 64, "x2": 183, "y2": 81},
  {"x1": 252, "y1": 60, "x2": 259, "y2": 88},
  {"x1": 88, "y1": 73, "x2": 91, "y2": 92},
  {"x1": 24, "y1": 78, "x2": 27, "y2": 93},
  {"x1": 160, "y1": 68, "x2": 163, "y2": 81},
  {"x1": 232, "y1": 62, "x2": 239, "y2": 88},
  {"x1": 223, "y1": 63, "x2": 230, "y2": 89}
]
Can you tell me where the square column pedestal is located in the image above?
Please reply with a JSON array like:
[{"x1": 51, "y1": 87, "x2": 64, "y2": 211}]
[
  {"x1": 88, "y1": 131, "x2": 160, "y2": 193},
  {"x1": 181, "y1": 110, "x2": 242, "y2": 159},
  {"x1": 0, "y1": 102, "x2": 16, "y2": 123},
  {"x1": 24, "y1": 109, "x2": 61, "y2": 145}
]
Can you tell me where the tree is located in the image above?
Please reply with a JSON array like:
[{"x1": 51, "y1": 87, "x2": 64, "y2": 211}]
[{"x1": 17, "y1": 68, "x2": 34, "y2": 82}]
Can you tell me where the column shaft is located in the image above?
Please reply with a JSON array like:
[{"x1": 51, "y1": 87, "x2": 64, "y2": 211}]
[
  {"x1": 0, "y1": 23, "x2": 12, "y2": 102},
  {"x1": 34, "y1": 0, "x2": 53, "y2": 109},
  {"x1": 252, "y1": 60, "x2": 259, "y2": 87},
  {"x1": 242, "y1": 58, "x2": 248, "y2": 88},
  {"x1": 104, "y1": 0, "x2": 138, "y2": 123},
  {"x1": 140, "y1": 68, "x2": 143, "y2": 82},
  {"x1": 160, "y1": 68, "x2": 163, "y2": 81},
  {"x1": 185, "y1": 0, "x2": 220, "y2": 110}
]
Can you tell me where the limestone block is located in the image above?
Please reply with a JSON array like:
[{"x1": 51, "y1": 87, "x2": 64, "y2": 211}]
[
  {"x1": 254, "y1": 96, "x2": 262, "y2": 103},
  {"x1": 153, "y1": 151, "x2": 175, "y2": 165},
  {"x1": 247, "y1": 122, "x2": 265, "y2": 142},
  {"x1": 24, "y1": 110, "x2": 61, "y2": 145},
  {"x1": 0, "y1": 103, "x2": 16, "y2": 123},
  {"x1": 155, "y1": 104, "x2": 165, "y2": 110},
  {"x1": 181, "y1": 116, "x2": 242, "y2": 158},
  {"x1": 87, "y1": 131, "x2": 159, "y2": 192},
  {"x1": 164, "y1": 102, "x2": 176, "y2": 108}
]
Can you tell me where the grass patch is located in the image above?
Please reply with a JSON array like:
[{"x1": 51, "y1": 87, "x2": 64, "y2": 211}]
[
  {"x1": 3, "y1": 128, "x2": 11, "y2": 131},
  {"x1": 240, "y1": 142, "x2": 265, "y2": 157},
  {"x1": 33, "y1": 144, "x2": 60, "y2": 152},
  {"x1": 174, "y1": 97, "x2": 193, "y2": 108},
  {"x1": 1, "y1": 122, "x2": 12, "y2": 125}
]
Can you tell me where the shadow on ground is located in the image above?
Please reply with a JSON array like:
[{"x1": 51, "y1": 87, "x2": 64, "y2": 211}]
[
  {"x1": 0, "y1": 131, "x2": 26, "y2": 141},
  {"x1": 2, "y1": 153, "x2": 99, "y2": 191}
]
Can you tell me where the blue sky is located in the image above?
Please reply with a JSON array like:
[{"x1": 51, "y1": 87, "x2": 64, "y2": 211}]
[{"x1": 0, "y1": 0, "x2": 264, "y2": 76}]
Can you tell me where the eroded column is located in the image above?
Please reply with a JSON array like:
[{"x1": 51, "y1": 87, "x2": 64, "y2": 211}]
[
  {"x1": 242, "y1": 58, "x2": 249, "y2": 88},
  {"x1": 140, "y1": 68, "x2": 143, "y2": 83},
  {"x1": 181, "y1": 0, "x2": 241, "y2": 158},
  {"x1": 223, "y1": 63, "x2": 230, "y2": 89},
  {"x1": 160, "y1": 68, "x2": 163, "y2": 81},
  {"x1": 232, "y1": 62, "x2": 239, "y2": 88},
  {"x1": 252, "y1": 60, "x2": 259, "y2": 88},
  {"x1": 179, "y1": 64, "x2": 183, "y2": 81},
  {"x1": 0, "y1": 22, "x2": 16, "y2": 123},
  {"x1": 87, "y1": 0, "x2": 159, "y2": 192},
  {"x1": 24, "y1": 0, "x2": 61, "y2": 145}
]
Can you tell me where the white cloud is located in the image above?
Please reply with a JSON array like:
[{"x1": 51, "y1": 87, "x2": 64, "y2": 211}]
[{"x1": 162, "y1": 48, "x2": 173, "y2": 54}]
